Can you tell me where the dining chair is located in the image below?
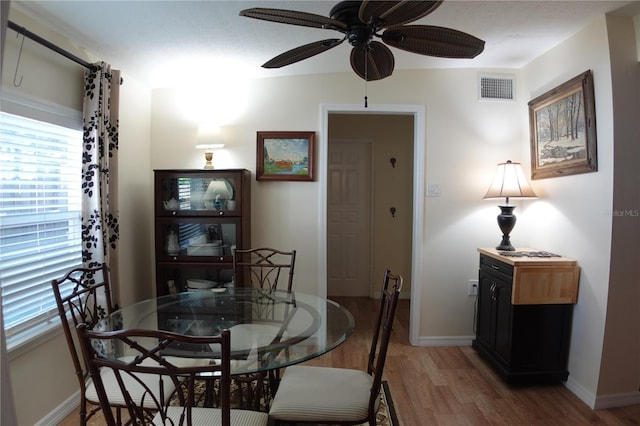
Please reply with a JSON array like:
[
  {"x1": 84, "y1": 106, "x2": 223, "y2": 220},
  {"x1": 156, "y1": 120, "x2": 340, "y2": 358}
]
[
  {"x1": 231, "y1": 247, "x2": 296, "y2": 408},
  {"x1": 51, "y1": 264, "x2": 118, "y2": 425},
  {"x1": 268, "y1": 269, "x2": 403, "y2": 425},
  {"x1": 51, "y1": 265, "x2": 174, "y2": 425},
  {"x1": 232, "y1": 247, "x2": 297, "y2": 292},
  {"x1": 76, "y1": 325, "x2": 269, "y2": 426}
]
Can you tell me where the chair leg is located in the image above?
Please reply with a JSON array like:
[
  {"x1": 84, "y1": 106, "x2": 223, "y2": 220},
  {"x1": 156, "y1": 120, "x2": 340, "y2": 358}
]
[{"x1": 79, "y1": 397, "x2": 87, "y2": 426}]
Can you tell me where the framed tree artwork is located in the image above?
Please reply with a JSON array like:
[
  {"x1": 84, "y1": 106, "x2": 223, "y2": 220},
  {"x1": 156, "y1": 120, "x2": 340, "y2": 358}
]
[
  {"x1": 528, "y1": 70, "x2": 597, "y2": 180},
  {"x1": 256, "y1": 131, "x2": 315, "y2": 181}
]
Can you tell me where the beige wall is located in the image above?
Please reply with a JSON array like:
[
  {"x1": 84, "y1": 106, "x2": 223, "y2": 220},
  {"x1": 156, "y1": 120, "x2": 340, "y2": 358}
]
[{"x1": 2, "y1": 4, "x2": 639, "y2": 424}]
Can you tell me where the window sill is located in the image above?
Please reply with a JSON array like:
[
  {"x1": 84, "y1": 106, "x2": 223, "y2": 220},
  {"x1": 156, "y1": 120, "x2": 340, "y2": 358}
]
[{"x1": 6, "y1": 319, "x2": 64, "y2": 361}]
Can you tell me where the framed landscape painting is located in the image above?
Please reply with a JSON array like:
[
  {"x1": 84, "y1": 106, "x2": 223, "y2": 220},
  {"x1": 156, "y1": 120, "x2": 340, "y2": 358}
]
[
  {"x1": 528, "y1": 70, "x2": 597, "y2": 180},
  {"x1": 256, "y1": 131, "x2": 315, "y2": 181}
]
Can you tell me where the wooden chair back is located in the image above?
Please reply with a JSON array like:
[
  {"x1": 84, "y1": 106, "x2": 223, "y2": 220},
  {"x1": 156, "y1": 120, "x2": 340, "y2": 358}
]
[
  {"x1": 366, "y1": 269, "x2": 403, "y2": 421},
  {"x1": 77, "y1": 325, "x2": 232, "y2": 426},
  {"x1": 51, "y1": 264, "x2": 114, "y2": 424},
  {"x1": 233, "y1": 247, "x2": 296, "y2": 292}
]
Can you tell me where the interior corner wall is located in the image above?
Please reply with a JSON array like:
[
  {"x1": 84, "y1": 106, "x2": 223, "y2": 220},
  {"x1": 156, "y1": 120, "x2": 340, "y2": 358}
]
[
  {"x1": 116, "y1": 74, "x2": 154, "y2": 307},
  {"x1": 521, "y1": 16, "x2": 616, "y2": 407},
  {"x1": 595, "y1": 14, "x2": 640, "y2": 406}
]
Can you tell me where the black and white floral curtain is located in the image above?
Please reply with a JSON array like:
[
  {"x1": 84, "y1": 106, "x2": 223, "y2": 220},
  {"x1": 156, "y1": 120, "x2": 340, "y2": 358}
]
[{"x1": 82, "y1": 62, "x2": 120, "y2": 298}]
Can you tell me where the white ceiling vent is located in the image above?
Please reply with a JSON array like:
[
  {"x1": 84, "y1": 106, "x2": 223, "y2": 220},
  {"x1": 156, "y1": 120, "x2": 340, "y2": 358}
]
[{"x1": 479, "y1": 73, "x2": 515, "y2": 101}]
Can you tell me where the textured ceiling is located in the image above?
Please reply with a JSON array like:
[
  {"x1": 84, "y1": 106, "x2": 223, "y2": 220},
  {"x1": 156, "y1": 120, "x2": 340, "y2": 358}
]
[{"x1": 10, "y1": 0, "x2": 639, "y2": 88}]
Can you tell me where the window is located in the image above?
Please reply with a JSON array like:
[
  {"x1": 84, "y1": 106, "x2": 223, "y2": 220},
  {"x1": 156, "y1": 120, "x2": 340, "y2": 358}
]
[{"x1": 0, "y1": 111, "x2": 83, "y2": 345}]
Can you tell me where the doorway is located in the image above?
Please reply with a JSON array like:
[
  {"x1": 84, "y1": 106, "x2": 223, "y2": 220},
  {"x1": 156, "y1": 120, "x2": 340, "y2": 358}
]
[{"x1": 319, "y1": 104, "x2": 426, "y2": 346}]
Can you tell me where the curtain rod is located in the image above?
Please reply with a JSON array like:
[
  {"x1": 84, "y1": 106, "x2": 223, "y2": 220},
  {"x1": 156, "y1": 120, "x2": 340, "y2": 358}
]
[{"x1": 8, "y1": 20, "x2": 98, "y2": 72}]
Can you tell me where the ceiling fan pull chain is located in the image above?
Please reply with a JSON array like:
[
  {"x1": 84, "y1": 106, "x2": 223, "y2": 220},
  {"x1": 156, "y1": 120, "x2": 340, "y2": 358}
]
[{"x1": 364, "y1": 53, "x2": 368, "y2": 108}]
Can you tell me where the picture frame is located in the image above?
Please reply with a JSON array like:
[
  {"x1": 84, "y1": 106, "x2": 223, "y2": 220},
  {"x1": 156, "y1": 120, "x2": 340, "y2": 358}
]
[
  {"x1": 256, "y1": 131, "x2": 315, "y2": 181},
  {"x1": 528, "y1": 70, "x2": 597, "y2": 180}
]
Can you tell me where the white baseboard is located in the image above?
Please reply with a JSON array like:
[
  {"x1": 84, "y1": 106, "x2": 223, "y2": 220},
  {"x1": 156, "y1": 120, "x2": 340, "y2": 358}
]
[
  {"x1": 36, "y1": 390, "x2": 79, "y2": 426},
  {"x1": 416, "y1": 335, "x2": 475, "y2": 346},
  {"x1": 565, "y1": 375, "x2": 640, "y2": 409},
  {"x1": 593, "y1": 390, "x2": 640, "y2": 409},
  {"x1": 565, "y1": 376, "x2": 597, "y2": 408}
]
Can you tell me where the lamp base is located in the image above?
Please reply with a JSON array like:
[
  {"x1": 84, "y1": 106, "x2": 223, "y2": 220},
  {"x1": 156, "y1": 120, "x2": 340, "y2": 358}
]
[
  {"x1": 203, "y1": 151, "x2": 214, "y2": 170},
  {"x1": 495, "y1": 205, "x2": 516, "y2": 251},
  {"x1": 496, "y1": 239, "x2": 515, "y2": 251}
]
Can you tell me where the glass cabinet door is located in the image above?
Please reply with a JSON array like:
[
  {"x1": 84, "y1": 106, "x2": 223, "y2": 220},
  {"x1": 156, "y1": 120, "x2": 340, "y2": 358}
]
[
  {"x1": 157, "y1": 173, "x2": 240, "y2": 215},
  {"x1": 157, "y1": 218, "x2": 239, "y2": 260},
  {"x1": 156, "y1": 265, "x2": 235, "y2": 295}
]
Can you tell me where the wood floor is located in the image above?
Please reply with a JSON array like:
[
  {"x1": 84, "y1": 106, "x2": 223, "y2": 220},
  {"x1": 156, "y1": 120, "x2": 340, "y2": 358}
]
[{"x1": 60, "y1": 297, "x2": 640, "y2": 425}]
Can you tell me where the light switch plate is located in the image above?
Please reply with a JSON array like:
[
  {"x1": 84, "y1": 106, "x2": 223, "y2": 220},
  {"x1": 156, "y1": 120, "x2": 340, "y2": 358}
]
[{"x1": 426, "y1": 183, "x2": 441, "y2": 197}]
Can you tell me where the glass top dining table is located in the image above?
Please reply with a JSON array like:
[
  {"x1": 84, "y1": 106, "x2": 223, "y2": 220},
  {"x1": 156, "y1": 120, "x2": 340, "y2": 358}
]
[{"x1": 93, "y1": 288, "x2": 355, "y2": 376}]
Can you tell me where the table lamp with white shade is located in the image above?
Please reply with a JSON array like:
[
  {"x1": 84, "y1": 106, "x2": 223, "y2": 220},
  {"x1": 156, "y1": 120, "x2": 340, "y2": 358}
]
[{"x1": 483, "y1": 160, "x2": 537, "y2": 251}]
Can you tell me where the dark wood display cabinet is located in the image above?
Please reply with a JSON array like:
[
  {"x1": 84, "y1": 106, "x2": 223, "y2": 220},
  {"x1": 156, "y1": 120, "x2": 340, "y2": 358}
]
[
  {"x1": 473, "y1": 248, "x2": 580, "y2": 383},
  {"x1": 154, "y1": 169, "x2": 251, "y2": 296}
]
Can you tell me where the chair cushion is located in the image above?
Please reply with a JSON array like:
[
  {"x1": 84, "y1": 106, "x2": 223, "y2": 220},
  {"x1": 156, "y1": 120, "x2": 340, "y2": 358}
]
[
  {"x1": 85, "y1": 365, "x2": 176, "y2": 408},
  {"x1": 269, "y1": 365, "x2": 378, "y2": 422},
  {"x1": 156, "y1": 407, "x2": 268, "y2": 426}
]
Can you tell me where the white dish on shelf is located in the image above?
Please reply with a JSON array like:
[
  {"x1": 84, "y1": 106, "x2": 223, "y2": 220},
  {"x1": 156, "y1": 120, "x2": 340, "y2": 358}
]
[
  {"x1": 186, "y1": 278, "x2": 216, "y2": 289},
  {"x1": 210, "y1": 288, "x2": 226, "y2": 293}
]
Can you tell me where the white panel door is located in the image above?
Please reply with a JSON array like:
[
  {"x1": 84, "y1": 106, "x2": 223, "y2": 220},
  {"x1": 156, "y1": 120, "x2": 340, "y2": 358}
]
[{"x1": 327, "y1": 141, "x2": 372, "y2": 297}]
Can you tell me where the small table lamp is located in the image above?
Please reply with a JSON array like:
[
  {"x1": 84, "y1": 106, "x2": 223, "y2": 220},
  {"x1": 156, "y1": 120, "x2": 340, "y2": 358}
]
[
  {"x1": 483, "y1": 160, "x2": 537, "y2": 251},
  {"x1": 196, "y1": 144, "x2": 225, "y2": 169}
]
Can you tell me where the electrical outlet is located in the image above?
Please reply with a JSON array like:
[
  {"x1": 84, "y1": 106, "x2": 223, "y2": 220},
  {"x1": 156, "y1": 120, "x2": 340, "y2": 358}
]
[{"x1": 468, "y1": 279, "x2": 478, "y2": 296}]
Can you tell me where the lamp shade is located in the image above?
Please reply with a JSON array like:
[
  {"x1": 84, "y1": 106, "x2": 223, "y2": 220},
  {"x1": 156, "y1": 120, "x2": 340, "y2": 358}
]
[
  {"x1": 203, "y1": 179, "x2": 231, "y2": 202},
  {"x1": 483, "y1": 160, "x2": 537, "y2": 203}
]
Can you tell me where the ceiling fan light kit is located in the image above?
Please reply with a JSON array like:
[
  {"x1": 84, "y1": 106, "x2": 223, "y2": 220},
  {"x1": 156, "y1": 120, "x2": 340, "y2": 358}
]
[{"x1": 240, "y1": 0, "x2": 485, "y2": 82}]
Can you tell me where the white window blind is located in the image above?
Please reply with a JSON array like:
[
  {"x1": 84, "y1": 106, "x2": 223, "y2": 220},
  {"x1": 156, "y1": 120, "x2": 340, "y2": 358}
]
[{"x1": 0, "y1": 111, "x2": 83, "y2": 341}]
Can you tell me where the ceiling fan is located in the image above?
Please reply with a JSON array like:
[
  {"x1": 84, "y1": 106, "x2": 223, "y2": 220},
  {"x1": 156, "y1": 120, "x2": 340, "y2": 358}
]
[{"x1": 239, "y1": 0, "x2": 485, "y2": 81}]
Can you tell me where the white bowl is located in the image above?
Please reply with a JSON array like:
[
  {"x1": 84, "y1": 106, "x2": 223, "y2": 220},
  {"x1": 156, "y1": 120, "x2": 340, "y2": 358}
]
[{"x1": 186, "y1": 278, "x2": 216, "y2": 289}]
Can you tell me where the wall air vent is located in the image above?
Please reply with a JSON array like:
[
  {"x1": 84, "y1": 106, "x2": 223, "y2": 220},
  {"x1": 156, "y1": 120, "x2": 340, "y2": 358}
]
[{"x1": 479, "y1": 73, "x2": 515, "y2": 101}]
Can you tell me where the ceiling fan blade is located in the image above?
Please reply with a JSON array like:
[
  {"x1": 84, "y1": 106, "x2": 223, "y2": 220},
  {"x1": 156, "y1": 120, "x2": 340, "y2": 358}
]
[
  {"x1": 382, "y1": 25, "x2": 485, "y2": 58},
  {"x1": 350, "y1": 41, "x2": 395, "y2": 81},
  {"x1": 240, "y1": 8, "x2": 347, "y2": 31},
  {"x1": 359, "y1": 1, "x2": 443, "y2": 27},
  {"x1": 263, "y1": 39, "x2": 344, "y2": 68}
]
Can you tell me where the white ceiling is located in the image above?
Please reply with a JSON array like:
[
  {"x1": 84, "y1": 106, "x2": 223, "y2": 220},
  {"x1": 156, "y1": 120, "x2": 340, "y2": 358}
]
[{"x1": 11, "y1": 0, "x2": 639, "y2": 88}]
